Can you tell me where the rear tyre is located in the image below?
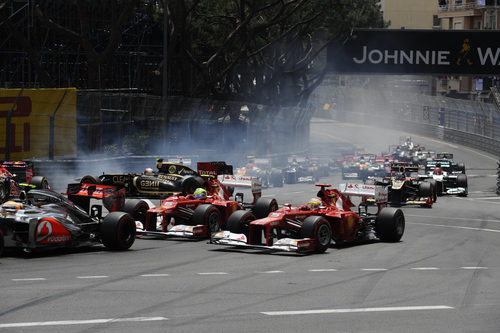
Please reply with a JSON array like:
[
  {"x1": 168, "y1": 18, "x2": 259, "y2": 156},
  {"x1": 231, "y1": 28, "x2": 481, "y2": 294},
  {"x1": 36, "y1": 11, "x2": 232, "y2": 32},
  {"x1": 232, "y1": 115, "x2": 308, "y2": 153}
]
[
  {"x1": 190, "y1": 204, "x2": 222, "y2": 233},
  {"x1": 124, "y1": 199, "x2": 149, "y2": 225},
  {"x1": 29, "y1": 176, "x2": 50, "y2": 189},
  {"x1": 226, "y1": 210, "x2": 256, "y2": 235},
  {"x1": 253, "y1": 197, "x2": 278, "y2": 219},
  {"x1": 375, "y1": 207, "x2": 405, "y2": 242},
  {"x1": 80, "y1": 175, "x2": 102, "y2": 185},
  {"x1": 181, "y1": 175, "x2": 204, "y2": 195},
  {"x1": 419, "y1": 181, "x2": 432, "y2": 198},
  {"x1": 300, "y1": 216, "x2": 331, "y2": 253},
  {"x1": 100, "y1": 212, "x2": 136, "y2": 250}
]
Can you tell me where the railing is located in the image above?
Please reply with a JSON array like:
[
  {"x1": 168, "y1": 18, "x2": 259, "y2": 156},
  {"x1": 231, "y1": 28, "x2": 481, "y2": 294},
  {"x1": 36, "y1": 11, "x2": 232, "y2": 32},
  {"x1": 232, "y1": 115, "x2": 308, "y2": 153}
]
[
  {"x1": 438, "y1": 2, "x2": 498, "y2": 12},
  {"x1": 490, "y1": 86, "x2": 500, "y2": 111}
]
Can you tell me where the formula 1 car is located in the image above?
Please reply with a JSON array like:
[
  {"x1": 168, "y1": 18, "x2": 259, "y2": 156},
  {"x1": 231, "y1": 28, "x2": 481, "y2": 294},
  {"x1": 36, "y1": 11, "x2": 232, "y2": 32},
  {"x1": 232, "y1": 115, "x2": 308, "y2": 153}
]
[
  {"x1": 79, "y1": 159, "x2": 232, "y2": 198},
  {"x1": 0, "y1": 188, "x2": 136, "y2": 256},
  {"x1": 0, "y1": 161, "x2": 49, "y2": 203},
  {"x1": 211, "y1": 183, "x2": 405, "y2": 254},
  {"x1": 418, "y1": 160, "x2": 468, "y2": 196},
  {"x1": 131, "y1": 162, "x2": 278, "y2": 239},
  {"x1": 385, "y1": 163, "x2": 434, "y2": 207}
]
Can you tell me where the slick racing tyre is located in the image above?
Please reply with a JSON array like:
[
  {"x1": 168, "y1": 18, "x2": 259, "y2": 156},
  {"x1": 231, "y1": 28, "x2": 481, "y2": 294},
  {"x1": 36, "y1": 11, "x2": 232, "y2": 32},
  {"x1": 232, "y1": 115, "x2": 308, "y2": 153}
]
[
  {"x1": 300, "y1": 216, "x2": 332, "y2": 254},
  {"x1": 100, "y1": 212, "x2": 136, "y2": 250},
  {"x1": 457, "y1": 174, "x2": 468, "y2": 188},
  {"x1": 418, "y1": 181, "x2": 433, "y2": 198},
  {"x1": 124, "y1": 199, "x2": 149, "y2": 225},
  {"x1": 253, "y1": 197, "x2": 278, "y2": 219},
  {"x1": 226, "y1": 210, "x2": 256, "y2": 235},
  {"x1": 181, "y1": 175, "x2": 204, "y2": 195},
  {"x1": 191, "y1": 204, "x2": 222, "y2": 233},
  {"x1": 457, "y1": 163, "x2": 466, "y2": 174},
  {"x1": 375, "y1": 207, "x2": 405, "y2": 242},
  {"x1": 29, "y1": 176, "x2": 50, "y2": 189},
  {"x1": 80, "y1": 175, "x2": 102, "y2": 185}
]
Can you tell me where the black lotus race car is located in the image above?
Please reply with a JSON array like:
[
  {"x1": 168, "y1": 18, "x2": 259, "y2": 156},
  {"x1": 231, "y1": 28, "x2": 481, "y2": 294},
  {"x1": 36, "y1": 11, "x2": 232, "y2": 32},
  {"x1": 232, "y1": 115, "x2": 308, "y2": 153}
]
[
  {"x1": 80, "y1": 160, "x2": 232, "y2": 198},
  {"x1": 0, "y1": 189, "x2": 136, "y2": 256}
]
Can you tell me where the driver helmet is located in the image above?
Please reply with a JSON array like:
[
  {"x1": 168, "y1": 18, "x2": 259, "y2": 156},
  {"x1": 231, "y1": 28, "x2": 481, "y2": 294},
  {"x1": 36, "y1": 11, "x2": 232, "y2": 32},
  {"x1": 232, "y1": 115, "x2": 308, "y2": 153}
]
[
  {"x1": 307, "y1": 198, "x2": 321, "y2": 210},
  {"x1": 144, "y1": 168, "x2": 154, "y2": 176},
  {"x1": 193, "y1": 188, "x2": 207, "y2": 200},
  {"x1": 1, "y1": 200, "x2": 23, "y2": 216}
]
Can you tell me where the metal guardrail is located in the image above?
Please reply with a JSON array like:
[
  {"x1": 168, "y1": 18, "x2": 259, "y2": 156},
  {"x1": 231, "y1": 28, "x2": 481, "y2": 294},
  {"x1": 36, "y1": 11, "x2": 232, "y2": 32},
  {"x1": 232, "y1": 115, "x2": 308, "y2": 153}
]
[{"x1": 497, "y1": 161, "x2": 500, "y2": 195}]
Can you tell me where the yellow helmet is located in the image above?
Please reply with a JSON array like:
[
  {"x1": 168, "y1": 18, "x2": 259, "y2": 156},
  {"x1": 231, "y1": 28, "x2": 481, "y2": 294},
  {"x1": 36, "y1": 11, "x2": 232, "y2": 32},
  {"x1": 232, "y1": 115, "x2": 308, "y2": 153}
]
[{"x1": 307, "y1": 198, "x2": 321, "y2": 210}]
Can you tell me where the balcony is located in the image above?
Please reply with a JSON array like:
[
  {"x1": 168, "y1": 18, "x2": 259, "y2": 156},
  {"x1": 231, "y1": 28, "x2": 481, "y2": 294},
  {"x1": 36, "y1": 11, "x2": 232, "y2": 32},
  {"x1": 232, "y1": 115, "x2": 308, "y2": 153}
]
[{"x1": 439, "y1": 1, "x2": 500, "y2": 12}]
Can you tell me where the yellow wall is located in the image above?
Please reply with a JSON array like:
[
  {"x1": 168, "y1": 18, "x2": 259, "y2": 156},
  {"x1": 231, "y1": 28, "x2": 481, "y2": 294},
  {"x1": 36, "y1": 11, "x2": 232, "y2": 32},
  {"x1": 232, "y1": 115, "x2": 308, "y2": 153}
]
[
  {"x1": 0, "y1": 88, "x2": 77, "y2": 159},
  {"x1": 381, "y1": 0, "x2": 439, "y2": 29}
]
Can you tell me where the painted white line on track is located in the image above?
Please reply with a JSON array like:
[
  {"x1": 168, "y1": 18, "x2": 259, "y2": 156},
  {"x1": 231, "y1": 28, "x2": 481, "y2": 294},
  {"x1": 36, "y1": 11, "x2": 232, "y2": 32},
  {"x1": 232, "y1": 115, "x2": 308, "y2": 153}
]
[
  {"x1": 261, "y1": 305, "x2": 454, "y2": 316},
  {"x1": 0, "y1": 317, "x2": 168, "y2": 328},
  {"x1": 361, "y1": 268, "x2": 388, "y2": 271},
  {"x1": 197, "y1": 272, "x2": 228, "y2": 275},
  {"x1": 140, "y1": 274, "x2": 170, "y2": 277},
  {"x1": 12, "y1": 278, "x2": 46, "y2": 281},
  {"x1": 406, "y1": 214, "x2": 500, "y2": 223},
  {"x1": 410, "y1": 222, "x2": 500, "y2": 233},
  {"x1": 461, "y1": 267, "x2": 488, "y2": 270},
  {"x1": 308, "y1": 269, "x2": 338, "y2": 272},
  {"x1": 411, "y1": 267, "x2": 440, "y2": 270},
  {"x1": 76, "y1": 275, "x2": 109, "y2": 279},
  {"x1": 257, "y1": 270, "x2": 284, "y2": 274}
]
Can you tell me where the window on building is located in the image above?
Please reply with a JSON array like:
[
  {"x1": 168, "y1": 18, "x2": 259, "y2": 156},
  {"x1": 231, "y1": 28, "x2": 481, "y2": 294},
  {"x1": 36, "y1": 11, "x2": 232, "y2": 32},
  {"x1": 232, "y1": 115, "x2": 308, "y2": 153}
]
[
  {"x1": 455, "y1": 0, "x2": 463, "y2": 6},
  {"x1": 454, "y1": 21, "x2": 463, "y2": 29},
  {"x1": 433, "y1": 15, "x2": 441, "y2": 27},
  {"x1": 485, "y1": 12, "x2": 497, "y2": 29}
]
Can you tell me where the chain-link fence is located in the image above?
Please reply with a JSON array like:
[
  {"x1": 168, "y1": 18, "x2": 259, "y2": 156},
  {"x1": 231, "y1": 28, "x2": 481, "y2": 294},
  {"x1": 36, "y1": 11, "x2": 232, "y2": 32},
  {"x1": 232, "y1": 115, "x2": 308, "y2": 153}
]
[{"x1": 77, "y1": 91, "x2": 314, "y2": 161}]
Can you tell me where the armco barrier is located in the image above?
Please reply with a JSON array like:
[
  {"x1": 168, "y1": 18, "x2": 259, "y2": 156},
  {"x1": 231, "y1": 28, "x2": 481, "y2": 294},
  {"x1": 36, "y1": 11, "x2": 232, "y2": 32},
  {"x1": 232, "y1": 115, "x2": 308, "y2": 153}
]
[{"x1": 497, "y1": 161, "x2": 500, "y2": 195}]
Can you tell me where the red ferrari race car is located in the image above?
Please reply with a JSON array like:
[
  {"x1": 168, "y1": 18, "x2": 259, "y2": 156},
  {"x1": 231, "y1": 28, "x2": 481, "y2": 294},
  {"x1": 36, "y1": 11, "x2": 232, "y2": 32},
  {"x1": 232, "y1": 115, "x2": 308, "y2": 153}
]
[
  {"x1": 131, "y1": 162, "x2": 278, "y2": 239},
  {"x1": 0, "y1": 161, "x2": 49, "y2": 203},
  {"x1": 211, "y1": 183, "x2": 405, "y2": 254}
]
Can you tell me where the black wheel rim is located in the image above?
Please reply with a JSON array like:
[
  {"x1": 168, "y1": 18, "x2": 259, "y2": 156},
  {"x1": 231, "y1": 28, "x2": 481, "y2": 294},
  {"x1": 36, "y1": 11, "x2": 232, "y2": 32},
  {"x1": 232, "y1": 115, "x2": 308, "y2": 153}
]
[{"x1": 317, "y1": 224, "x2": 331, "y2": 246}]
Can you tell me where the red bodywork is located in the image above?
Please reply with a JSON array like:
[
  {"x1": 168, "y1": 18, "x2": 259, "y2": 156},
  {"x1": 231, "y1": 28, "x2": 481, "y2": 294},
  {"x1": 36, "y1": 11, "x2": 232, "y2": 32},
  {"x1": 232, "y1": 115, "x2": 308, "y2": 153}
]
[{"x1": 140, "y1": 162, "x2": 263, "y2": 238}]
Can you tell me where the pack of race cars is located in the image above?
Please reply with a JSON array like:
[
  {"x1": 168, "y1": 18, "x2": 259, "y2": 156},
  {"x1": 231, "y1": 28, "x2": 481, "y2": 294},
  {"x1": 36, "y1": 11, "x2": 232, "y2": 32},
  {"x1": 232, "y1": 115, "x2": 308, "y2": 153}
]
[{"x1": 0, "y1": 138, "x2": 468, "y2": 256}]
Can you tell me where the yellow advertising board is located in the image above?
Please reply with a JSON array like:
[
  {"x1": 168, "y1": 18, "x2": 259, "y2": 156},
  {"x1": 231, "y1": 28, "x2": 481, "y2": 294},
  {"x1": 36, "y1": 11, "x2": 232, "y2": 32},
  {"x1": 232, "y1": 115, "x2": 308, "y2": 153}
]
[{"x1": 0, "y1": 88, "x2": 77, "y2": 159}]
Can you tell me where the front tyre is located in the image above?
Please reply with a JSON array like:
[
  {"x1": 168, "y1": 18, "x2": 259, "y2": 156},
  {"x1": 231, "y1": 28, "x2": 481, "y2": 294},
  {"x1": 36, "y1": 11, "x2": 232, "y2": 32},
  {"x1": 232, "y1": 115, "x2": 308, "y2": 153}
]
[
  {"x1": 253, "y1": 197, "x2": 278, "y2": 219},
  {"x1": 226, "y1": 210, "x2": 256, "y2": 235},
  {"x1": 300, "y1": 216, "x2": 332, "y2": 253},
  {"x1": 100, "y1": 212, "x2": 136, "y2": 250},
  {"x1": 191, "y1": 204, "x2": 222, "y2": 234},
  {"x1": 375, "y1": 207, "x2": 405, "y2": 242},
  {"x1": 124, "y1": 199, "x2": 149, "y2": 225}
]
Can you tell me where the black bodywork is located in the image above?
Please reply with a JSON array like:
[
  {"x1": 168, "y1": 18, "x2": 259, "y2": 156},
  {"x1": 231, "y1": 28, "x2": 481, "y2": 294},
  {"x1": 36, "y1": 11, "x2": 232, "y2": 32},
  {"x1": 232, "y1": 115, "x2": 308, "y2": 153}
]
[{"x1": 0, "y1": 189, "x2": 136, "y2": 255}]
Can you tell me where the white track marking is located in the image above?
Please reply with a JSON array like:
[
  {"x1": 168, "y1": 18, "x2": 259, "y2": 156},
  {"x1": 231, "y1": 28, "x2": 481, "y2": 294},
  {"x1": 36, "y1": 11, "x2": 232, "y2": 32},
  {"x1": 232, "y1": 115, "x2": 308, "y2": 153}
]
[
  {"x1": 406, "y1": 214, "x2": 500, "y2": 223},
  {"x1": 197, "y1": 272, "x2": 228, "y2": 275},
  {"x1": 0, "y1": 317, "x2": 168, "y2": 328},
  {"x1": 11, "y1": 278, "x2": 46, "y2": 281},
  {"x1": 461, "y1": 267, "x2": 488, "y2": 270},
  {"x1": 257, "y1": 270, "x2": 284, "y2": 274},
  {"x1": 410, "y1": 222, "x2": 500, "y2": 233},
  {"x1": 140, "y1": 274, "x2": 170, "y2": 277},
  {"x1": 361, "y1": 268, "x2": 388, "y2": 271},
  {"x1": 261, "y1": 305, "x2": 454, "y2": 316},
  {"x1": 411, "y1": 267, "x2": 440, "y2": 270},
  {"x1": 308, "y1": 269, "x2": 338, "y2": 272},
  {"x1": 76, "y1": 275, "x2": 109, "y2": 279}
]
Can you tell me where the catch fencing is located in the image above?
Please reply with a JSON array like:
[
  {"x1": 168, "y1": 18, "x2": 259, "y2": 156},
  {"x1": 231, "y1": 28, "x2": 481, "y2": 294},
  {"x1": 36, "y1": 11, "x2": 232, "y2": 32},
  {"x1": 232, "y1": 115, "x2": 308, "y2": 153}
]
[
  {"x1": 77, "y1": 91, "x2": 313, "y2": 161},
  {"x1": 330, "y1": 86, "x2": 500, "y2": 157}
]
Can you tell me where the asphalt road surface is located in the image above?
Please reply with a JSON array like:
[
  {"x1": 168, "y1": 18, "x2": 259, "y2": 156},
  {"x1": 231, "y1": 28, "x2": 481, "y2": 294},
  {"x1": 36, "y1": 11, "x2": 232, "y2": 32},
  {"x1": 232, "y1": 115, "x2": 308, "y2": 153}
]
[{"x1": 1, "y1": 119, "x2": 499, "y2": 333}]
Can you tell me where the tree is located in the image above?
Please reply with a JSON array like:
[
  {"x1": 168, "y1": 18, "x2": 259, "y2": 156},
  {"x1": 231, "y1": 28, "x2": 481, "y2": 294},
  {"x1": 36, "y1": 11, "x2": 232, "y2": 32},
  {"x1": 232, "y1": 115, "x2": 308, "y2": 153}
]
[{"x1": 165, "y1": 0, "x2": 387, "y2": 106}]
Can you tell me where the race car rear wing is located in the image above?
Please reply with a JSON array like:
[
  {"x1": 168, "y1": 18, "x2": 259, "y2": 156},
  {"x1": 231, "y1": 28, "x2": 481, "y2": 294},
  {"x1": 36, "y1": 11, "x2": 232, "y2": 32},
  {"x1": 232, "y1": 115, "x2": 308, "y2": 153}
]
[
  {"x1": 67, "y1": 183, "x2": 126, "y2": 216},
  {"x1": 197, "y1": 161, "x2": 233, "y2": 177},
  {"x1": 217, "y1": 174, "x2": 262, "y2": 204},
  {"x1": 390, "y1": 163, "x2": 419, "y2": 174},
  {"x1": 0, "y1": 160, "x2": 34, "y2": 183},
  {"x1": 338, "y1": 183, "x2": 388, "y2": 205}
]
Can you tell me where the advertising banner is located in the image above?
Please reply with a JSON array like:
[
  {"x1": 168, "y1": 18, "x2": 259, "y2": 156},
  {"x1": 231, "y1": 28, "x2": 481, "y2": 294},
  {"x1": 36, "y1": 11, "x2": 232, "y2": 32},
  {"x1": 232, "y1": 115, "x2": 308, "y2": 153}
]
[
  {"x1": 0, "y1": 88, "x2": 77, "y2": 159},
  {"x1": 328, "y1": 29, "x2": 500, "y2": 75}
]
